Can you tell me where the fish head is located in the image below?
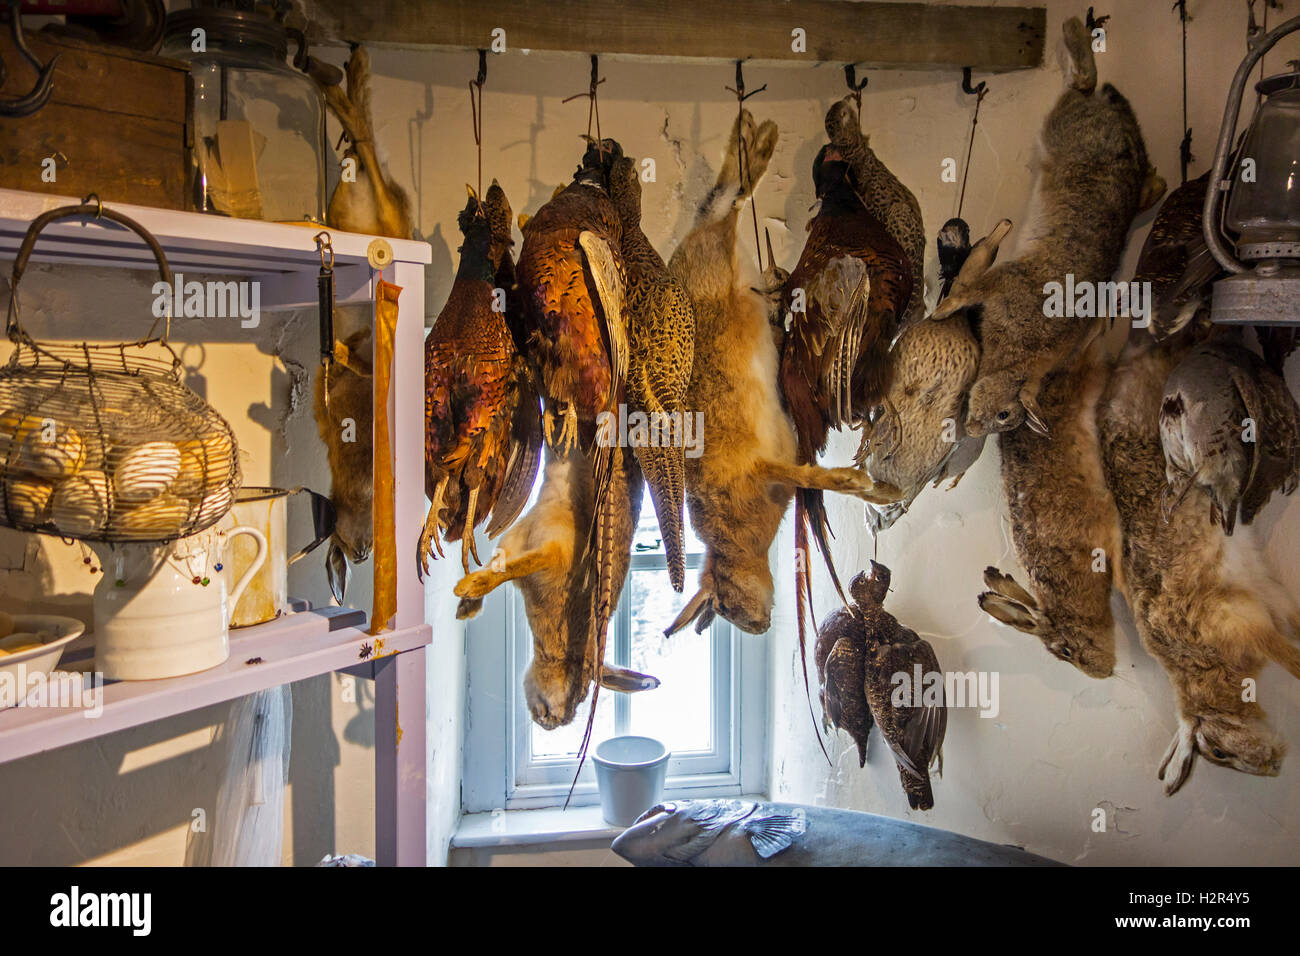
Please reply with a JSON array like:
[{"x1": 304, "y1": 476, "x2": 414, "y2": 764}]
[
  {"x1": 965, "y1": 370, "x2": 1027, "y2": 437},
  {"x1": 610, "y1": 800, "x2": 756, "y2": 866},
  {"x1": 1195, "y1": 713, "x2": 1285, "y2": 777},
  {"x1": 610, "y1": 802, "x2": 703, "y2": 865}
]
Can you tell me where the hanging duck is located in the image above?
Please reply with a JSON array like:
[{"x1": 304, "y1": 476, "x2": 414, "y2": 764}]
[{"x1": 418, "y1": 183, "x2": 542, "y2": 576}]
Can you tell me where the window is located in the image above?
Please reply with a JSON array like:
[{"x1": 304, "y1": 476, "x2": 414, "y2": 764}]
[{"x1": 462, "y1": 502, "x2": 767, "y2": 812}]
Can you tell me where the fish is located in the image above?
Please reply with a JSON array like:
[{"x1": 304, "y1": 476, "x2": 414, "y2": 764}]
[{"x1": 611, "y1": 799, "x2": 1063, "y2": 867}]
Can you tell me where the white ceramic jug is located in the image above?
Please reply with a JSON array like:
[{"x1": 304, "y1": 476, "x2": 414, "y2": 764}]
[{"x1": 92, "y1": 525, "x2": 267, "y2": 680}]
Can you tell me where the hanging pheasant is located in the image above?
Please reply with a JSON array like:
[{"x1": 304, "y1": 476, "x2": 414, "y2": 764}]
[
  {"x1": 780, "y1": 134, "x2": 912, "y2": 603},
  {"x1": 418, "y1": 183, "x2": 541, "y2": 576},
  {"x1": 606, "y1": 152, "x2": 694, "y2": 591}
]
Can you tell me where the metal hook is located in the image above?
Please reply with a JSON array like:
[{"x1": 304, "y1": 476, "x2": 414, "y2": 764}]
[
  {"x1": 726, "y1": 59, "x2": 767, "y2": 103},
  {"x1": 81, "y1": 192, "x2": 102, "y2": 218},
  {"x1": 314, "y1": 231, "x2": 334, "y2": 272},
  {"x1": 843, "y1": 64, "x2": 868, "y2": 126},
  {"x1": 961, "y1": 67, "x2": 987, "y2": 98},
  {"x1": 0, "y1": 0, "x2": 60, "y2": 118}
]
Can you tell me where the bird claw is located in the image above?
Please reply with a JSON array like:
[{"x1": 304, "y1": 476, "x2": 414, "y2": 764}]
[
  {"x1": 417, "y1": 478, "x2": 449, "y2": 581},
  {"x1": 543, "y1": 404, "x2": 580, "y2": 458}
]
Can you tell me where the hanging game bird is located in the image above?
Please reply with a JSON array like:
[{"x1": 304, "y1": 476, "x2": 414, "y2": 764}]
[
  {"x1": 606, "y1": 153, "x2": 694, "y2": 591},
  {"x1": 815, "y1": 598, "x2": 874, "y2": 767},
  {"x1": 419, "y1": 183, "x2": 542, "y2": 576},
  {"x1": 781, "y1": 135, "x2": 913, "y2": 605},
  {"x1": 824, "y1": 95, "x2": 926, "y2": 323},
  {"x1": 515, "y1": 138, "x2": 627, "y2": 458},
  {"x1": 1159, "y1": 338, "x2": 1300, "y2": 534},
  {"x1": 857, "y1": 562, "x2": 947, "y2": 811}
]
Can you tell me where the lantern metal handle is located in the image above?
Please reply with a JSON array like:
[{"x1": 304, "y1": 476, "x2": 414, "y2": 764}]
[
  {"x1": 7, "y1": 198, "x2": 175, "y2": 344},
  {"x1": 1203, "y1": 13, "x2": 1300, "y2": 275},
  {"x1": 0, "y1": 0, "x2": 59, "y2": 118}
]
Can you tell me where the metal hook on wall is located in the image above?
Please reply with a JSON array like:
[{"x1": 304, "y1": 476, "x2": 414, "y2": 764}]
[
  {"x1": 1085, "y1": 6, "x2": 1111, "y2": 33},
  {"x1": 843, "y1": 63, "x2": 868, "y2": 125},
  {"x1": 725, "y1": 60, "x2": 767, "y2": 271},
  {"x1": 961, "y1": 66, "x2": 987, "y2": 99},
  {"x1": 0, "y1": 0, "x2": 60, "y2": 118}
]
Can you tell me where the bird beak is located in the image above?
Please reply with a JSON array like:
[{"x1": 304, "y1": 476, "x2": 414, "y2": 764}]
[{"x1": 466, "y1": 183, "x2": 478, "y2": 200}]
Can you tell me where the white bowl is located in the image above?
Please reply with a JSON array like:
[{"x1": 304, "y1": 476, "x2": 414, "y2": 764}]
[{"x1": 0, "y1": 615, "x2": 85, "y2": 707}]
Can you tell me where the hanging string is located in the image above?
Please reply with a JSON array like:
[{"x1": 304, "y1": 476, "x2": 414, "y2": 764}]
[
  {"x1": 562, "y1": 54, "x2": 607, "y2": 155},
  {"x1": 844, "y1": 64, "x2": 868, "y2": 132},
  {"x1": 467, "y1": 49, "x2": 487, "y2": 202},
  {"x1": 725, "y1": 60, "x2": 767, "y2": 271},
  {"x1": 1175, "y1": 0, "x2": 1192, "y2": 184},
  {"x1": 956, "y1": 68, "x2": 988, "y2": 222}
]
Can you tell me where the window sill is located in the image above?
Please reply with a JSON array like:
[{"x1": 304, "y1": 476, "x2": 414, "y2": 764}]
[{"x1": 451, "y1": 793, "x2": 769, "y2": 851}]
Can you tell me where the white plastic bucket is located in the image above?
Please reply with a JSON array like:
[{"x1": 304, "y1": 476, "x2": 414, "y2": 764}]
[{"x1": 592, "y1": 735, "x2": 670, "y2": 827}]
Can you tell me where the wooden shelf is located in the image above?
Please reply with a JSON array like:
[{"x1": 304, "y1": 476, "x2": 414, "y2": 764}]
[
  {"x1": 310, "y1": 0, "x2": 1046, "y2": 73},
  {"x1": 0, "y1": 608, "x2": 431, "y2": 765}
]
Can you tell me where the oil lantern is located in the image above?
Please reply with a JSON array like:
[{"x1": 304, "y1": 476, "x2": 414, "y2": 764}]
[{"x1": 1204, "y1": 15, "x2": 1300, "y2": 326}]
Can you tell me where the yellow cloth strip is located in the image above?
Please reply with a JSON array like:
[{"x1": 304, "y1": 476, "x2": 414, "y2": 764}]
[{"x1": 369, "y1": 279, "x2": 401, "y2": 635}]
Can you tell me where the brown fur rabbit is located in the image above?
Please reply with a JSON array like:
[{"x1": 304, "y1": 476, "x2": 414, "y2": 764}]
[
  {"x1": 1100, "y1": 331, "x2": 1300, "y2": 794},
  {"x1": 979, "y1": 335, "x2": 1121, "y2": 678},
  {"x1": 314, "y1": 325, "x2": 373, "y2": 603},
  {"x1": 933, "y1": 16, "x2": 1164, "y2": 439},
  {"x1": 663, "y1": 111, "x2": 897, "y2": 637},
  {"x1": 452, "y1": 443, "x2": 655, "y2": 730}
]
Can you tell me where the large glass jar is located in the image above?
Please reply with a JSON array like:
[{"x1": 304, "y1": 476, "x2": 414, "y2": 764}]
[{"x1": 161, "y1": 7, "x2": 326, "y2": 223}]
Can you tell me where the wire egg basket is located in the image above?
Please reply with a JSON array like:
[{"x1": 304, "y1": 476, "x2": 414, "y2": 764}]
[{"x1": 0, "y1": 199, "x2": 242, "y2": 544}]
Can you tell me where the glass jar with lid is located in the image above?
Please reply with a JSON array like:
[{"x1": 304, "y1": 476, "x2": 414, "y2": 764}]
[{"x1": 161, "y1": 5, "x2": 327, "y2": 223}]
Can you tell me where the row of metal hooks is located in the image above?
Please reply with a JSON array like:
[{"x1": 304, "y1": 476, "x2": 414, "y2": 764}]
[{"x1": 457, "y1": 47, "x2": 999, "y2": 261}]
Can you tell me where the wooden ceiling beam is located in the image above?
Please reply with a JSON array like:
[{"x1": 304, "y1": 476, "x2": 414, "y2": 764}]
[{"x1": 309, "y1": 0, "x2": 1046, "y2": 73}]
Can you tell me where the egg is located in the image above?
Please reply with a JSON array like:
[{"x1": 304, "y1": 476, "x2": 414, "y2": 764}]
[
  {"x1": 50, "y1": 470, "x2": 113, "y2": 536},
  {"x1": 3, "y1": 477, "x2": 53, "y2": 526},
  {"x1": 15, "y1": 422, "x2": 86, "y2": 480},
  {"x1": 188, "y1": 484, "x2": 233, "y2": 527},
  {"x1": 176, "y1": 431, "x2": 236, "y2": 489},
  {"x1": 112, "y1": 441, "x2": 182, "y2": 503},
  {"x1": 109, "y1": 493, "x2": 191, "y2": 538}
]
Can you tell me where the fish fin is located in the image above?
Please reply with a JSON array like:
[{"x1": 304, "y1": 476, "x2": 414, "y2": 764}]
[{"x1": 740, "y1": 809, "x2": 807, "y2": 860}]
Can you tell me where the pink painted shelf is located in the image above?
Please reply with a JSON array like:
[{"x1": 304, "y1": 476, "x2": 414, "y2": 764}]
[
  {"x1": 0, "y1": 608, "x2": 430, "y2": 765},
  {"x1": 0, "y1": 188, "x2": 432, "y2": 865}
]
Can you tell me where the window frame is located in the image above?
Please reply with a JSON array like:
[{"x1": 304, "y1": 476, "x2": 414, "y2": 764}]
[{"x1": 461, "y1": 548, "x2": 768, "y2": 813}]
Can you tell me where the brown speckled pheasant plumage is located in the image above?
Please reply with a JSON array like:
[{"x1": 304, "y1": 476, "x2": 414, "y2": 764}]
[
  {"x1": 816, "y1": 604, "x2": 873, "y2": 767},
  {"x1": 825, "y1": 96, "x2": 925, "y2": 322},
  {"x1": 856, "y1": 562, "x2": 947, "y2": 811},
  {"x1": 419, "y1": 184, "x2": 541, "y2": 576},
  {"x1": 608, "y1": 154, "x2": 694, "y2": 591},
  {"x1": 515, "y1": 141, "x2": 627, "y2": 451}
]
